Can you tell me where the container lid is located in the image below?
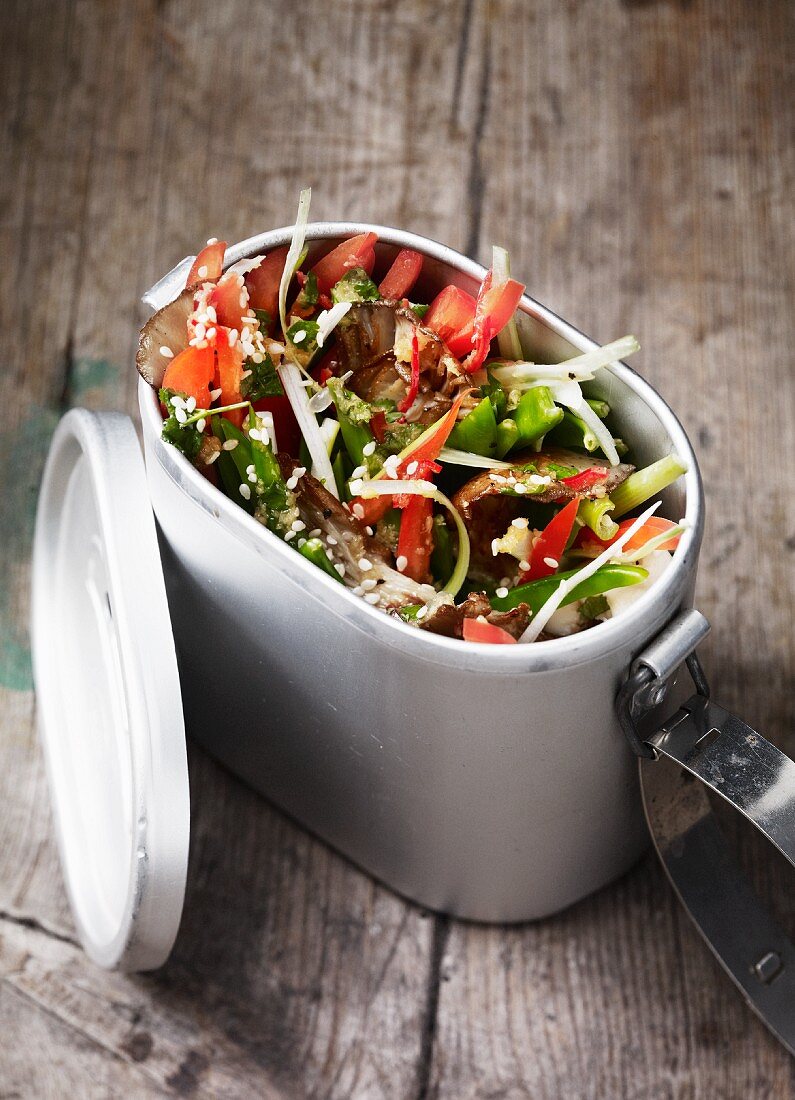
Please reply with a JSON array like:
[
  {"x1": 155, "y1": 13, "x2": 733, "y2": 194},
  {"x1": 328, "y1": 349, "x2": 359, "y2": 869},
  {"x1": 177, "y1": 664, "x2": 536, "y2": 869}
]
[{"x1": 31, "y1": 408, "x2": 189, "y2": 971}]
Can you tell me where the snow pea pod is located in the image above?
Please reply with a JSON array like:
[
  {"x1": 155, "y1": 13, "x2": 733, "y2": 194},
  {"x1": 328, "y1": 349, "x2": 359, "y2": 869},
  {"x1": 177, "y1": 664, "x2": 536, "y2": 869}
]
[{"x1": 490, "y1": 563, "x2": 648, "y2": 613}]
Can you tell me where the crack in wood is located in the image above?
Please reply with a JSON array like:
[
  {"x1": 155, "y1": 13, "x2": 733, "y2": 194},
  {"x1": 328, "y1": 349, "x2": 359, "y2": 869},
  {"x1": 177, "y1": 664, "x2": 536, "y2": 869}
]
[
  {"x1": 414, "y1": 915, "x2": 449, "y2": 1100},
  {"x1": 0, "y1": 908, "x2": 79, "y2": 949},
  {"x1": 464, "y1": 22, "x2": 491, "y2": 261}
]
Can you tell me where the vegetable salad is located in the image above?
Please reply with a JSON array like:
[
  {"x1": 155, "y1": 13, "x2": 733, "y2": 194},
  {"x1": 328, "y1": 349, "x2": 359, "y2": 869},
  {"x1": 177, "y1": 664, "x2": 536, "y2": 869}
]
[{"x1": 137, "y1": 191, "x2": 687, "y2": 644}]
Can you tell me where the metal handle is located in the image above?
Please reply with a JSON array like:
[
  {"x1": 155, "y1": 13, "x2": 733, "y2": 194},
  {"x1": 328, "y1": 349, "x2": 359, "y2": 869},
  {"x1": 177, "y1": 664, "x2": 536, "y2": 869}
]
[{"x1": 618, "y1": 611, "x2": 795, "y2": 1056}]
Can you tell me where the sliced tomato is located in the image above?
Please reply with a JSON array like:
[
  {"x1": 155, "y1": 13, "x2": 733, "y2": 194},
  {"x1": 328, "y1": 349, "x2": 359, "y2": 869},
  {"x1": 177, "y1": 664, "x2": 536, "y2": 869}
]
[
  {"x1": 253, "y1": 395, "x2": 302, "y2": 456},
  {"x1": 462, "y1": 618, "x2": 517, "y2": 645},
  {"x1": 208, "y1": 274, "x2": 249, "y2": 332},
  {"x1": 214, "y1": 343, "x2": 245, "y2": 428},
  {"x1": 162, "y1": 345, "x2": 215, "y2": 408},
  {"x1": 424, "y1": 285, "x2": 477, "y2": 357},
  {"x1": 244, "y1": 246, "x2": 289, "y2": 325},
  {"x1": 185, "y1": 240, "x2": 226, "y2": 287},
  {"x1": 462, "y1": 274, "x2": 525, "y2": 373},
  {"x1": 311, "y1": 232, "x2": 378, "y2": 294},
  {"x1": 379, "y1": 249, "x2": 423, "y2": 299},
  {"x1": 396, "y1": 495, "x2": 434, "y2": 583},
  {"x1": 577, "y1": 516, "x2": 682, "y2": 557},
  {"x1": 522, "y1": 497, "x2": 580, "y2": 582}
]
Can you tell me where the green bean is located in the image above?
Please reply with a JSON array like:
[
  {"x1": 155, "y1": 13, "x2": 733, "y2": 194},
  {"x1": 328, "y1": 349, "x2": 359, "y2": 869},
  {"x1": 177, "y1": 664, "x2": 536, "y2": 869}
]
[
  {"x1": 549, "y1": 409, "x2": 600, "y2": 452},
  {"x1": 448, "y1": 396, "x2": 498, "y2": 456},
  {"x1": 212, "y1": 417, "x2": 256, "y2": 513},
  {"x1": 610, "y1": 455, "x2": 687, "y2": 518},
  {"x1": 511, "y1": 386, "x2": 563, "y2": 449},
  {"x1": 578, "y1": 497, "x2": 619, "y2": 541},
  {"x1": 490, "y1": 563, "x2": 648, "y2": 613},
  {"x1": 430, "y1": 515, "x2": 454, "y2": 584},
  {"x1": 494, "y1": 418, "x2": 519, "y2": 458},
  {"x1": 299, "y1": 538, "x2": 344, "y2": 583}
]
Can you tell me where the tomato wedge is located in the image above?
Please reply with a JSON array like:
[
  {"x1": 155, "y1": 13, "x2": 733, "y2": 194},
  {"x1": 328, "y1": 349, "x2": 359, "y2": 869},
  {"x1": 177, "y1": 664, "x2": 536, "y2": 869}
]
[
  {"x1": 577, "y1": 516, "x2": 682, "y2": 556},
  {"x1": 396, "y1": 495, "x2": 434, "y2": 583},
  {"x1": 208, "y1": 274, "x2": 248, "y2": 332},
  {"x1": 462, "y1": 618, "x2": 517, "y2": 645},
  {"x1": 244, "y1": 246, "x2": 289, "y2": 325},
  {"x1": 379, "y1": 249, "x2": 423, "y2": 299},
  {"x1": 311, "y1": 233, "x2": 378, "y2": 295},
  {"x1": 522, "y1": 497, "x2": 580, "y2": 582},
  {"x1": 162, "y1": 345, "x2": 215, "y2": 408},
  {"x1": 253, "y1": 395, "x2": 302, "y2": 456},
  {"x1": 214, "y1": 343, "x2": 245, "y2": 428},
  {"x1": 424, "y1": 285, "x2": 477, "y2": 358},
  {"x1": 185, "y1": 240, "x2": 226, "y2": 287}
]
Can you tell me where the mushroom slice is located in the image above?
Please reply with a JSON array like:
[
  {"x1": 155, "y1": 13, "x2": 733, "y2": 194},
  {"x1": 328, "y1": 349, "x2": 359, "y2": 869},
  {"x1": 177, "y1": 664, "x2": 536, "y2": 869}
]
[{"x1": 136, "y1": 287, "x2": 194, "y2": 388}]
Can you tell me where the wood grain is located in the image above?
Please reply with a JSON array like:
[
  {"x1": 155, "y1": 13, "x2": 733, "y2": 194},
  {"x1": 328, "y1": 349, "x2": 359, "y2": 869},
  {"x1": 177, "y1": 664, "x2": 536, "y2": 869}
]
[{"x1": 0, "y1": 0, "x2": 793, "y2": 1097}]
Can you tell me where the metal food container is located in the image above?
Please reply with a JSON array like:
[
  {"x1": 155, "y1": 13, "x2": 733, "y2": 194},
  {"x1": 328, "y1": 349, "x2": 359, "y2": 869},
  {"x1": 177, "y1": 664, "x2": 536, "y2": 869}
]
[
  {"x1": 32, "y1": 226, "x2": 795, "y2": 1053},
  {"x1": 138, "y1": 225, "x2": 703, "y2": 923}
]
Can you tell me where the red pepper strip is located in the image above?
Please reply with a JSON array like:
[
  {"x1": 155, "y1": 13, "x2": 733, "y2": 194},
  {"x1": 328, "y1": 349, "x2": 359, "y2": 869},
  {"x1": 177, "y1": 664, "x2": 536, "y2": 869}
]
[
  {"x1": 462, "y1": 618, "x2": 517, "y2": 645},
  {"x1": 560, "y1": 467, "x2": 609, "y2": 492},
  {"x1": 397, "y1": 331, "x2": 421, "y2": 413},
  {"x1": 462, "y1": 272, "x2": 525, "y2": 373},
  {"x1": 392, "y1": 459, "x2": 441, "y2": 508},
  {"x1": 521, "y1": 497, "x2": 580, "y2": 582},
  {"x1": 576, "y1": 516, "x2": 682, "y2": 556},
  {"x1": 185, "y1": 240, "x2": 226, "y2": 288},
  {"x1": 350, "y1": 393, "x2": 466, "y2": 525},
  {"x1": 395, "y1": 495, "x2": 434, "y2": 582},
  {"x1": 370, "y1": 410, "x2": 388, "y2": 443}
]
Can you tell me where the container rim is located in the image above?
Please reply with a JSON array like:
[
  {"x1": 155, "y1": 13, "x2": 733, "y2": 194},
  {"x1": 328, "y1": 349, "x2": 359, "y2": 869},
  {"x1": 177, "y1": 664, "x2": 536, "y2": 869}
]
[{"x1": 139, "y1": 222, "x2": 703, "y2": 673}]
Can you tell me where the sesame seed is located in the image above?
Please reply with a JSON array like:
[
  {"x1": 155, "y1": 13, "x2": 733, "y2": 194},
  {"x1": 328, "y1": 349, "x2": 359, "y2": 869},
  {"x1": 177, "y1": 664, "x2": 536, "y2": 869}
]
[
  {"x1": 327, "y1": 536, "x2": 338, "y2": 546},
  {"x1": 352, "y1": 503, "x2": 365, "y2": 519},
  {"x1": 359, "y1": 558, "x2": 373, "y2": 571},
  {"x1": 491, "y1": 539, "x2": 500, "y2": 556},
  {"x1": 395, "y1": 555, "x2": 408, "y2": 572},
  {"x1": 335, "y1": 563, "x2": 346, "y2": 577},
  {"x1": 351, "y1": 465, "x2": 367, "y2": 479},
  {"x1": 227, "y1": 329, "x2": 238, "y2": 347},
  {"x1": 239, "y1": 483, "x2": 252, "y2": 500},
  {"x1": 309, "y1": 529, "x2": 321, "y2": 538},
  {"x1": 222, "y1": 439, "x2": 238, "y2": 451},
  {"x1": 194, "y1": 323, "x2": 206, "y2": 341},
  {"x1": 348, "y1": 479, "x2": 365, "y2": 496},
  {"x1": 291, "y1": 520, "x2": 306, "y2": 532},
  {"x1": 294, "y1": 467, "x2": 306, "y2": 478},
  {"x1": 361, "y1": 578, "x2": 378, "y2": 591},
  {"x1": 285, "y1": 476, "x2": 299, "y2": 490},
  {"x1": 514, "y1": 483, "x2": 528, "y2": 494},
  {"x1": 206, "y1": 237, "x2": 218, "y2": 245},
  {"x1": 206, "y1": 306, "x2": 217, "y2": 323},
  {"x1": 171, "y1": 396, "x2": 185, "y2": 408},
  {"x1": 196, "y1": 418, "x2": 206, "y2": 433},
  {"x1": 160, "y1": 345, "x2": 174, "y2": 358},
  {"x1": 543, "y1": 557, "x2": 558, "y2": 569},
  {"x1": 407, "y1": 461, "x2": 419, "y2": 476},
  {"x1": 362, "y1": 441, "x2": 376, "y2": 456},
  {"x1": 285, "y1": 530, "x2": 296, "y2": 541},
  {"x1": 205, "y1": 450, "x2": 220, "y2": 465},
  {"x1": 511, "y1": 517, "x2": 529, "y2": 528},
  {"x1": 206, "y1": 327, "x2": 217, "y2": 341},
  {"x1": 416, "y1": 606, "x2": 428, "y2": 620},
  {"x1": 292, "y1": 329, "x2": 307, "y2": 344},
  {"x1": 210, "y1": 387, "x2": 222, "y2": 401},
  {"x1": 364, "y1": 593, "x2": 380, "y2": 605},
  {"x1": 197, "y1": 265, "x2": 208, "y2": 279},
  {"x1": 249, "y1": 428, "x2": 261, "y2": 441},
  {"x1": 352, "y1": 585, "x2": 364, "y2": 596},
  {"x1": 246, "y1": 464, "x2": 256, "y2": 476},
  {"x1": 365, "y1": 526, "x2": 374, "y2": 536},
  {"x1": 519, "y1": 560, "x2": 531, "y2": 572},
  {"x1": 174, "y1": 407, "x2": 188, "y2": 424},
  {"x1": 241, "y1": 369, "x2": 252, "y2": 380},
  {"x1": 495, "y1": 587, "x2": 509, "y2": 598},
  {"x1": 248, "y1": 471, "x2": 257, "y2": 484},
  {"x1": 186, "y1": 396, "x2": 197, "y2": 412},
  {"x1": 297, "y1": 538, "x2": 306, "y2": 548},
  {"x1": 239, "y1": 291, "x2": 247, "y2": 309}
]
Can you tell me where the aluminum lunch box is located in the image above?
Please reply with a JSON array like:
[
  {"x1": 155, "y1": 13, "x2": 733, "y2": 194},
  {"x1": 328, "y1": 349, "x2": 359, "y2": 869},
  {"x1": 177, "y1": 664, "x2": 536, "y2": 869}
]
[{"x1": 31, "y1": 225, "x2": 795, "y2": 1053}]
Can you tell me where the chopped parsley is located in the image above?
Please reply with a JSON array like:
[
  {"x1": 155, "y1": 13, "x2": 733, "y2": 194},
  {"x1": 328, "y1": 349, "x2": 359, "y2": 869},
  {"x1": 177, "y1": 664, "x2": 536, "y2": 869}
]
[
  {"x1": 240, "y1": 353, "x2": 284, "y2": 400},
  {"x1": 410, "y1": 303, "x2": 429, "y2": 320},
  {"x1": 330, "y1": 266, "x2": 380, "y2": 305},
  {"x1": 159, "y1": 388, "x2": 204, "y2": 460},
  {"x1": 580, "y1": 594, "x2": 609, "y2": 621}
]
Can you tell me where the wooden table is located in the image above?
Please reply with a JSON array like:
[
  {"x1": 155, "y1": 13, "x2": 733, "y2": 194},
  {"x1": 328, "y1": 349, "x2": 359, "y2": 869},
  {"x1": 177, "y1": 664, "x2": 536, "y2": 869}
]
[{"x1": 2, "y1": 1, "x2": 793, "y2": 1095}]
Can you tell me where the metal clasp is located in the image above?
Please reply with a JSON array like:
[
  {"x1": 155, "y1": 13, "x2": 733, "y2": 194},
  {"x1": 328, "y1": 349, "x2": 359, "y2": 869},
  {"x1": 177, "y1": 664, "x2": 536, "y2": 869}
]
[{"x1": 616, "y1": 608, "x2": 711, "y2": 759}]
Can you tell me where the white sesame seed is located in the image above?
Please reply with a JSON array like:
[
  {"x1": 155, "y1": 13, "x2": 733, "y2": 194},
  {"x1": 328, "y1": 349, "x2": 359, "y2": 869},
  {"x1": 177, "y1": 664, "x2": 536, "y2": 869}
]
[
  {"x1": 495, "y1": 587, "x2": 509, "y2": 598},
  {"x1": 291, "y1": 520, "x2": 306, "y2": 532},
  {"x1": 364, "y1": 593, "x2": 380, "y2": 605},
  {"x1": 159, "y1": 345, "x2": 174, "y2": 358},
  {"x1": 241, "y1": 369, "x2": 252, "y2": 380},
  {"x1": 246, "y1": 464, "x2": 256, "y2": 476},
  {"x1": 335, "y1": 563, "x2": 346, "y2": 577},
  {"x1": 352, "y1": 503, "x2": 365, "y2": 519},
  {"x1": 285, "y1": 530, "x2": 296, "y2": 541},
  {"x1": 511, "y1": 517, "x2": 529, "y2": 528},
  {"x1": 227, "y1": 329, "x2": 238, "y2": 347},
  {"x1": 194, "y1": 323, "x2": 206, "y2": 341},
  {"x1": 514, "y1": 483, "x2": 528, "y2": 494},
  {"x1": 206, "y1": 305, "x2": 217, "y2": 323},
  {"x1": 297, "y1": 538, "x2": 306, "y2": 548},
  {"x1": 196, "y1": 418, "x2": 206, "y2": 433},
  {"x1": 222, "y1": 439, "x2": 238, "y2": 451},
  {"x1": 543, "y1": 557, "x2": 559, "y2": 569},
  {"x1": 248, "y1": 471, "x2": 257, "y2": 483},
  {"x1": 352, "y1": 585, "x2": 364, "y2": 596},
  {"x1": 491, "y1": 539, "x2": 500, "y2": 556},
  {"x1": 239, "y1": 291, "x2": 247, "y2": 309},
  {"x1": 362, "y1": 441, "x2": 376, "y2": 456},
  {"x1": 249, "y1": 428, "x2": 261, "y2": 441},
  {"x1": 185, "y1": 396, "x2": 197, "y2": 412},
  {"x1": 197, "y1": 265, "x2": 208, "y2": 279},
  {"x1": 205, "y1": 450, "x2": 220, "y2": 465},
  {"x1": 239, "y1": 483, "x2": 251, "y2": 500},
  {"x1": 351, "y1": 465, "x2": 367, "y2": 479},
  {"x1": 292, "y1": 329, "x2": 307, "y2": 344},
  {"x1": 174, "y1": 407, "x2": 188, "y2": 424},
  {"x1": 416, "y1": 605, "x2": 428, "y2": 620},
  {"x1": 365, "y1": 526, "x2": 374, "y2": 536},
  {"x1": 309, "y1": 529, "x2": 321, "y2": 538},
  {"x1": 348, "y1": 479, "x2": 365, "y2": 496},
  {"x1": 285, "y1": 477, "x2": 298, "y2": 490},
  {"x1": 519, "y1": 560, "x2": 531, "y2": 572},
  {"x1": 210, "y1": 387, "x2": 223, "y2": 401},
  {"x1": 206, "y1": 237, "x2": 218, "y2": 245},
  {"x1": 206, "y1": 327, "x2": 217, "y2": 342},
  {"x1": 294, "y1": 467, "x2": 306, "y2": 478},
  {"x1": 359, "y1": 558, "x2": 373, "y2": 571},
  {"x1": 327, "y1": 536, "x2": 338, "y2": 546},
  {"x1": 395, "y1": 555, "x2": 408, "y2": 572},
  {"x1": 171, "y1": 395, "x2": 185, "y2": 408},
  {"x1": 361, "y1": 578, "x2": 377, "y2": 591},
  {"x1": 407, "y1": 461, "x2": 419, "y2": 476}
]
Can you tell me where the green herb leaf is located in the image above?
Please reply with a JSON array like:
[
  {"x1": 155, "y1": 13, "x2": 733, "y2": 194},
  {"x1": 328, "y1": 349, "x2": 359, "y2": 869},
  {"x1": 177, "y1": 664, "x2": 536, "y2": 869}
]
[
  {"x1": 580, "y1": 594, "x2": 609, "y2": 621},
  {"x1": 240, "y1": 353, "x2": 284, "y2": 400},
  {"x1": 159, "y1": 388, "x2": 204, "y2": 460},
  {"x1": 331, "y1": 266, "x2": 380, "y2": 305},
  {"x1": 326, "y1": 377, "x2": 374, "y2": 426},
  {"x1": 410, "y1": 303, "x2": 429, "y2": 320}
]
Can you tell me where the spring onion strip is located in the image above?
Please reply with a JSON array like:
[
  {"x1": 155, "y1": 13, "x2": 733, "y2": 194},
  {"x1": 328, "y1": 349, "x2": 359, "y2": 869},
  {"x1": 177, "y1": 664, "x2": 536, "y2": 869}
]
[
  {"x1": 610, "y1": 454, "x2": 688, "y2": 517},
  {"x1": 518, "y1": 501, "x2": 661, "y2": 643},
  {"x1": 275, "y1": 189, "x2": 339, "y2": 497},
  {"x1": 492, "y1": 246, "x2": 523, "y2": 361},
  {"x1": 319, "y1": 417, "x2": 340, "y2": 456},
  {"x1": 353, "y1": 479, "x2": 470, "y2": 596},
  {"x1": 615, "y1": 521, "x2": 689, "y2": 564},
  {"x1": 570, "y1": 395, "x2": 620, "y2": 466},
  {"x1": 438, "y1": 447, "x2": 514, "y2": 469},
  {"x1": 491, "y1": 335, "x2": 640, "y2": 387},
  {"x1": 316, "y1": 301, "x2": 352, "y2": 347}
]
